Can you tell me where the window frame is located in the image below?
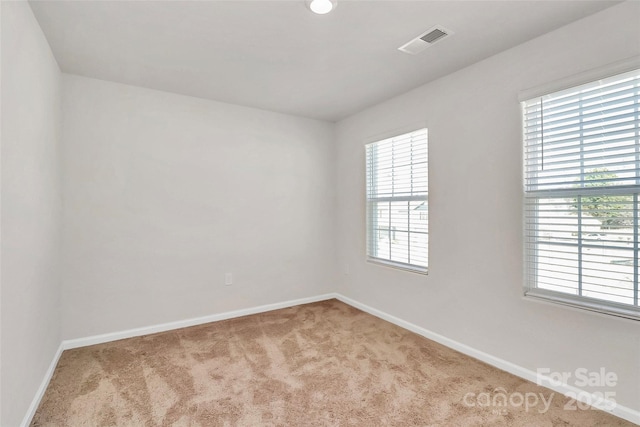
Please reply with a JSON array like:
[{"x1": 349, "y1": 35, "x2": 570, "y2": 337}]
[
  {"x1": 365, "y1": 127, "x2": 429, "y2": 275},
  {"x1": 521, "y1": 59, "x2": 640, "y2": 321}
]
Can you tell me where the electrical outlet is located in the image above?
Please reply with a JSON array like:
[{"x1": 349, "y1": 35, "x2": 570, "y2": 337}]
[{"x1": 225, "y1": 273, "x2": 233, "y2": 286}]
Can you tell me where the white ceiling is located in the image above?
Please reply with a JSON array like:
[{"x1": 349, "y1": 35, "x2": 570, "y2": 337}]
[{"x1": 30, "y1": 0, "x2": 620, "y2": 122}]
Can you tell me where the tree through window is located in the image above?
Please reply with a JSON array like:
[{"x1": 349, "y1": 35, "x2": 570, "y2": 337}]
[{"x1": 523, "y1": 68, "x2": 640, "y2": 320}]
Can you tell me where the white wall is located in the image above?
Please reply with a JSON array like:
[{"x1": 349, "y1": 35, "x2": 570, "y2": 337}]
[
  {"x1": 1, "y1": 2, "x2": 62, "y2": 426},
  {"x1": 3, "y1": 1, "x2": 639, "y2": 424},
  {"x1": 335, "y1": 1, "x2": 640, "y2": 412},
  {"x1": 61, "y1": 75, "x2": 336, "y2": 340}
]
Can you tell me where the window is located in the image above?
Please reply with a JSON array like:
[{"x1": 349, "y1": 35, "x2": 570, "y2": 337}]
[
  {"x1": 366, "y1": 128, "x2": 428, "y2": 273},
  {"x1": 523, "y1": 68, "x2": 640, "y2": 320}
]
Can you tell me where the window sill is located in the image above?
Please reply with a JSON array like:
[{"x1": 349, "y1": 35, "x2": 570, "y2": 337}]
[
  {"x1": 367, "y1": 257, "x2": 428, "y2": 275},
  {"x1": 524, "y1": 288, "x2": 640, "y2": 321}
]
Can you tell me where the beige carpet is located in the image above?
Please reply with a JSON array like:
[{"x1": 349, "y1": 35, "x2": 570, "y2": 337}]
[{"x1": 32, "y1": 299, "x2": 633, "y2": 426}]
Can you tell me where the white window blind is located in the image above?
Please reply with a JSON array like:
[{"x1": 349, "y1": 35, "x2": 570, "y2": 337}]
[
  {"x1": 366, "y1": 128, "x2": 428, "y2": 273},
  {"x1": 523, "y1": 68, "x2": 640, "y2": 320}
]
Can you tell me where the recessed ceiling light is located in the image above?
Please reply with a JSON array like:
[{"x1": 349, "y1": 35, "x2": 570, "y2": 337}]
[{"x1": 308, "y1": 0, "x2": 336, "y2": 15}]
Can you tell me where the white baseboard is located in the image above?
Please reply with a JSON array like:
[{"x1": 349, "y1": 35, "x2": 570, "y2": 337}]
[
  {"x1": 21, "y1": 293, "x2": 337, "y2": 427},
  {"x1": 62, "y1": 293, "x2": 338, "y2": 350},
  {"x1": 23, "y1": 292, "x2": 639, "y2": 426},
  {"x1": 20, "y1": 342, "x2": 64, "y2": 427},
  {"x1": 335, "y1": 294, "x2": 640, "y2": 426}
]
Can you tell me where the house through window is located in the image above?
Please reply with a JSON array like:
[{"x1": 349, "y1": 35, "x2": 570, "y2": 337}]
[{"x1": 365, "y1": 128, "x2": 428, "y2": 273}]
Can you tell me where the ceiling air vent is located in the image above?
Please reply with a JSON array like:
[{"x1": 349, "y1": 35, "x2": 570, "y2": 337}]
[{"x1": 399, "y1": 25, "x2": 453, "y2": 55}]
